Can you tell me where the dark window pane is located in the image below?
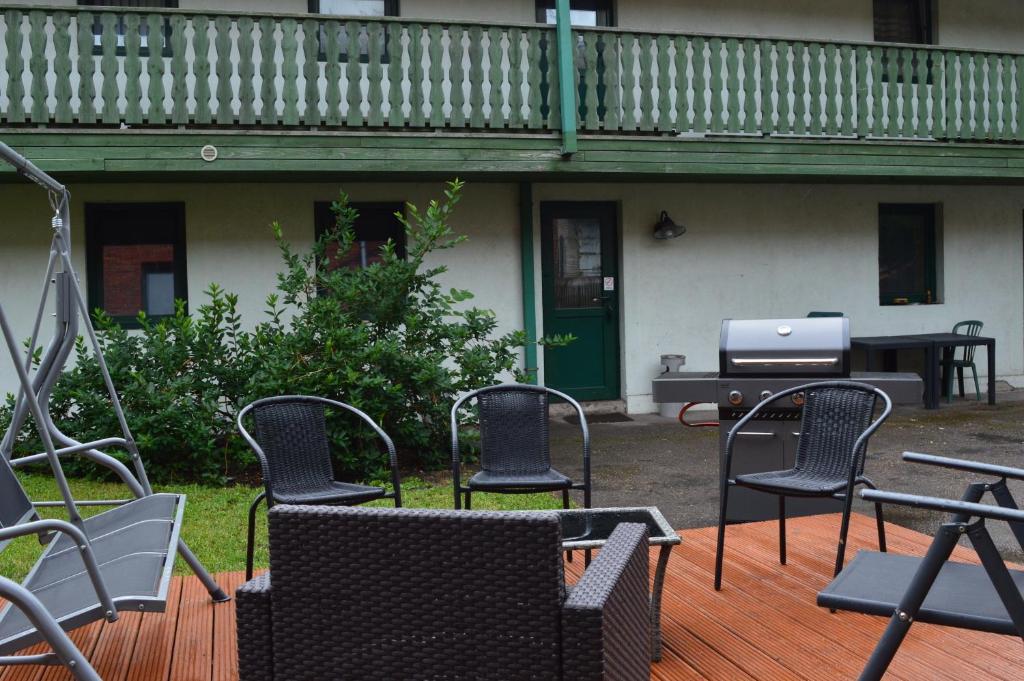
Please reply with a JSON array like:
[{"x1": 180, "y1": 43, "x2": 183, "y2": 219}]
[
  {"x1": 314, "y1": 202, "x2": 406, "y2": 270},
  {"x1": 878, "y1": 204, "x2": 938, "y2": 305},
  {"x1": 86, "y1": 203, "x2": 187, "y2": 324},
  {"x1": 873, "y1": 0, "x2": 933, "y2": 44}
]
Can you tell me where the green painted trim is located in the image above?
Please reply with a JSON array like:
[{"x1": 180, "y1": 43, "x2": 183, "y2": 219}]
[
  {"x1": 519, "y1": 182, "x2": 538, "y2": 383},
  {"x1": 554, "y1": 0, "x2": 577, "y2": 156},
  {"x1": 4, "y1": 131, "x2": 1024, "y2": 183}
]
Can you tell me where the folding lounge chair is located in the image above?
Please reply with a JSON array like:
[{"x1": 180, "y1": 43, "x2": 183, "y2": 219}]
[
  {"x1": 0, "y1": 142, "x2": 227, "y2": 679},
  {"x1": 818, "y1": 452, "x2": 1024, "y2": 681}
]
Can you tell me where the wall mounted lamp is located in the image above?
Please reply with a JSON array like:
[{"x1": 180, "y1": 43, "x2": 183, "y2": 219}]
[{"x1": 653, "y1": 211, "x2": 686, "y2": 240}]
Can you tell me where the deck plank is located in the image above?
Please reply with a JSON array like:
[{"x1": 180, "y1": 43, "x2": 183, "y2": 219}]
[
  {"x1": 1, "y1": 513, "x2": 1023, "y2": 680},
  {"x1": 167, "y1": 574, "x2": 215, "y2": 681}
]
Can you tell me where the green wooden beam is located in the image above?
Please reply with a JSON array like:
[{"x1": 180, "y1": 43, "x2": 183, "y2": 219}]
[
  {"x1": 4, "y1": 131, "x2": 1024, "y2": 183},
  {"x1": 519, "y1": 181, "x2": 538, "y2": 383},
  {"x1": 554, "y1": 0, "x2": 578, "y2": 156}
]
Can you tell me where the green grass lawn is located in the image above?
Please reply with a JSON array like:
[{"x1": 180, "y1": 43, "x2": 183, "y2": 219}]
[{"x1": 0, "y1": 473, "x2": 566, "y2": 581}]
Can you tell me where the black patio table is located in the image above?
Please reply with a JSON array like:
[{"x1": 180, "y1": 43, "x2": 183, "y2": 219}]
[
  {"x1": 851, "y1": 333, "x2": 995, "y2": 409},
  {"x1": 556, "y1": 506, "x2": 680, "y2": 663}
]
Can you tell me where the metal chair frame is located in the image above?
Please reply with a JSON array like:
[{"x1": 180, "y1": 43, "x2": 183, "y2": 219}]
[
  {"x1": 450, "y1": 383, "x2": 591, "y2": 511},
  {"x1": 237, "y1": 395, "x2": 402, "y2": 580},
  {"x1": 821, "y1": 455, "x2": 1024, "y2": 680},
  {"x1": 0, "y1": 142, "x2": 227, "y2": 681},
  {"x1": 715, "y1": 381, "x2": 893, "y2": 590}
]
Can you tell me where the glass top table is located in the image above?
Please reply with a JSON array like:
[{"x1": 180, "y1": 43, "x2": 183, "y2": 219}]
[{"x1": 555, "y1": 506, "x2": 680, "y2": 662}]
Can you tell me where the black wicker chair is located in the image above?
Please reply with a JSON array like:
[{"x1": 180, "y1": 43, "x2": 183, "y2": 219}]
[
  {"x1": 451, "y1": 383, "x2": 591, "y2": 511},
  {"x1": 715, "y1": 381, "x2": 892, "y2": 590},
  {"x1": 236, "y1": 505, "x2": 651, "y2": 681},
  {"x1": 237, "y1": 395, "x2": 402, "y2": 580}
]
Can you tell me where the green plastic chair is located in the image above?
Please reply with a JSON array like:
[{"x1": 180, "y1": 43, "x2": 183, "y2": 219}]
[{"x1": 945, "y1": 320, "x2": 983, "y2": 402}]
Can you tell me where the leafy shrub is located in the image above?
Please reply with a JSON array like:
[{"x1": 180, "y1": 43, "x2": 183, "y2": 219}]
[{"x1": 2, "y1": 180, "x2": 560, "y2": 484}]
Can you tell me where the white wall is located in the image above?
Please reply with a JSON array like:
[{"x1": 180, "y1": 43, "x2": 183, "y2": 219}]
[
  {"x1": 0, "y1": 181, "x2": 523, "y2": 395},
  {"x1": 3, "y1": 0, "x2": 1022, "y2": 54},
  {"x1": 936, "y1": 0, "x2": 1024, "y2": 53},
  {"x1": 618, "y1": 0, "x2": 872, "y2": 42},
  {"x1": 531, "y1": 182, "x2": 1024, "y2": 412}
]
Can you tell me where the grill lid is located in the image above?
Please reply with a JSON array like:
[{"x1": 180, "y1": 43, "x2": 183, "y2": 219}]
[{"x1": 719, "y1": 318, "x2": 850, "y2": 377}]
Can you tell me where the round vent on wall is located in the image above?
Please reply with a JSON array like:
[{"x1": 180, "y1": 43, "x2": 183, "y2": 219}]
[{"x1": 200, "y1": 144, "x2": 218, "y2": 162}]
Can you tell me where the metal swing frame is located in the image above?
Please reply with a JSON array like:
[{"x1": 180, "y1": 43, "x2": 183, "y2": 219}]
[{"x1": 0, "y1": 142, "x2": 228, "y2": 680}]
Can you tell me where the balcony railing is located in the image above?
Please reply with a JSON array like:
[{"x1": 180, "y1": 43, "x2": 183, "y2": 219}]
[{"x1": 1, "y1": 5, "x2": 1022, "y2": 143}]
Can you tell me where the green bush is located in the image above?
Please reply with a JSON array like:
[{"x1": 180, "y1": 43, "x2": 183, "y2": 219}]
[{"x1": 2, "y1": 180, "x2": 562, "y2": 484}]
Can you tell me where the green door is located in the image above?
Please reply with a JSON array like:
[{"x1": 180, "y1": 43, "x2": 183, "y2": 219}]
[{"x1": 540, "y1": 202, "x2": 620, "y2": 401}]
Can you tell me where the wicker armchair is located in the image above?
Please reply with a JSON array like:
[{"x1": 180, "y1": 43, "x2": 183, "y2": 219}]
[
  {"x1": 451, "y1": 383, "x2": 591, "y2": 510},
  {"x1": 236, "y1": 505, "x2": 651, "y2": 681},
  {"x1": 237, "y1": 395, "x2": 402, "y2": 580},
  {"x1": 715, "y1": 381, "x2": 893, "y2": 590}
]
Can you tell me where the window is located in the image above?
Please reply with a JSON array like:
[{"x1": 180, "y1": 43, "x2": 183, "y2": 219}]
[
  {"x1": 78, "y1": 1, "x2": 178, "y2": 57},
  {"x1": 309, "y1": 0, "x2": 398, "y2": 62},
  {"x1": 878, "y1": 204, "x2": 940, "y2": 305},
  {"x1": 310, "y1": 0, "x2": 398, "y2": 16},
  {"x1": 86, "y1": 203, "x2": 187, "y2": 325},
  {"x1": 535, "y1": 0, "x2": 614, "y2": 27},
  {"x1": 314, "y1": 202, "x2": 405, "y2": 269},
  {"x1": 873, "y1": 0, "x2": 934, "y2": 44}
]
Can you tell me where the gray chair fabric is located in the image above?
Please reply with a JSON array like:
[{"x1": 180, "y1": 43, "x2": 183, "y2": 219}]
[{"x1": 235, "y1": 505, "x2": 651, "y2": 681}]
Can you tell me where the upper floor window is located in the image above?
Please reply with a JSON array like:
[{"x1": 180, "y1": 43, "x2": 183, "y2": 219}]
[
  {"x1": 314, "y1": 202, "x2": 406, "y2": 270},
  {"x1": 310, "y1": 0, "x2": 399, "y2": 17},
  {"x1": 309, "y1": 1, "x2": 398, "y2": 62},
  {"x1": 873, "y1": 0, "x2": 934, "y2": 44},
  {"x1": 78, "y1": 0, "x2": 177, "y2": 57},
  {"x1": 535, "y1": 0, "x2": 614, "y2": 27},
  {"x1": 878, "y1": 203, "x2": 941, "y2": 306},
  {"x1": 85, "y1": 203, "x2": 187, "y2": 326}
]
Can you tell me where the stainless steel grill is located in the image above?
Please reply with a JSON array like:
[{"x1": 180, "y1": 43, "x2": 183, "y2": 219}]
[
  {"x1": 720, "y1": 318, "x2": 849, "y2": 378},
  {"x1": 653, "y1": 318, "x2": 922, "y2": 522}
]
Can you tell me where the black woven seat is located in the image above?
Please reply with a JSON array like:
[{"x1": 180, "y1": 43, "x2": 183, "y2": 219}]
[
  {"x1": 715, "y1": 381, "x2": 893, "y2": 590},
  {"x1": 235, "y1": 506, "x2": 652, "y2": 681},
  {"x1": 451, "y1": 383, "x2": 591, "y2": 511},
  {"x1": 468, "y1": 467, "x2": 572, "y2": 490},
  {"x1": 735, "y1": 470, "x2": 851, "y2": 496},
  {"x1": 237, "y1": 395, "x2": 402, "y2": 580},
  {"x1": 271, "y1": 481, "x2": 385, "y2": 505}
]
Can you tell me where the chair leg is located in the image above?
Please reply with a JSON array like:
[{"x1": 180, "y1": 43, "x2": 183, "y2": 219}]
[
  {"x1": 245, "y1": 491, "x2": 267, "y2": 582},
  {"x1": 834, "y1": 491, "x2": 856, "y2": 578},
  {"x1": 714, "y1": 484, "x2": 731, "y2": 590},
  {"x1": 464, "y1": 490, "x2": 472, "y2": 509},
  {"x1": 875, "y1": 501, "x2": 887, "y2": 553},
  {"x1": 957, "y1": 366, "x2": 965, "y2": 398},
  {"x1": 972, "y1": 364, "x2": 981, "y2": 401},
  {"x1": 778, "y1": 496, "x2": 787, "y2": 566},
  {"x1": 945, "y1": 363, "x2": 954, "y2": 403},
  {"x1": 562, "y1": 489, "x2": 570, "y2": 509}
]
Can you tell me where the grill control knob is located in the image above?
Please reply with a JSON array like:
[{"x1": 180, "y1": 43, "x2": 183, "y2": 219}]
[
  {"x1": 792, "y1": 392, "x2": 806, "y2": 407},
  {"x1": 759, "y1": 390, "x2": 773, "y2": 402},
  {"x1": 727, "y1": 390, "x2": 743, "y2": 406}
]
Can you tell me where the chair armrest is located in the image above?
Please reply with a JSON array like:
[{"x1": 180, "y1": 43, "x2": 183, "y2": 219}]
[
  {"x1": 903, "y1": 451, "x2": 1024, "y2": 482},
  {"x1": 236, "y1": 574, "x2": 274, "y2": 681},
  {"x1": 861, "y1": 489, "x2": 1024, "y2": 524},
  {"x1": 562, "y1": 523, "x2": 651, "y2": 681}
]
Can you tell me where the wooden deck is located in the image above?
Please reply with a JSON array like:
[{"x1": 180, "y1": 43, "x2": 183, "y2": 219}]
[{"x1": 2, "y1": 513, "x2": 1022, "y2": 680}]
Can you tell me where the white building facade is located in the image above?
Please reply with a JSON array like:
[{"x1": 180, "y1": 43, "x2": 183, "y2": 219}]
[{"x1": 0, "y1": 0, "x2": 1022, "y2": 411}]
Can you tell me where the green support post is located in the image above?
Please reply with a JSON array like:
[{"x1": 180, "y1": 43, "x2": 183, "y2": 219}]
[
  {"x1": 554, "y1": 0, "x2": 578, "y2": 156},
  {"x1": 519, "y1": 182, "x2": 539, "y2": 383}
]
